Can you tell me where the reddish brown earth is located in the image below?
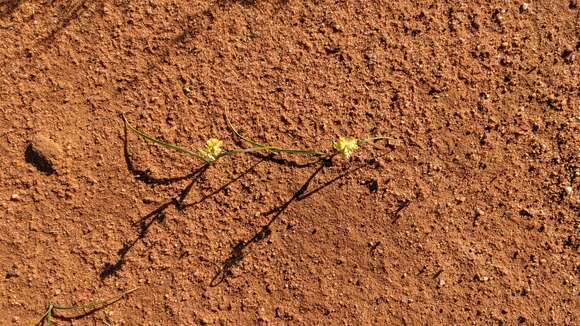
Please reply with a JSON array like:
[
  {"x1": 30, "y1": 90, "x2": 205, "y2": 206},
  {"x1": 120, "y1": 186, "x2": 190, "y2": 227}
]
[{"x1": 1, "y1": 0, "x2": 579, "y2": 325}]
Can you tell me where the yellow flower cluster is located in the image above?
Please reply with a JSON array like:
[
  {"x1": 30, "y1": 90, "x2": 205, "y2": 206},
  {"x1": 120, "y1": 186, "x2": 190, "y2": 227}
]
[
  {"x1": 201, "y1": 138, "x2": 223, "y2": 161},
  {"x1": 333, "y1": 136, "x2": 358, "y2": 159}
]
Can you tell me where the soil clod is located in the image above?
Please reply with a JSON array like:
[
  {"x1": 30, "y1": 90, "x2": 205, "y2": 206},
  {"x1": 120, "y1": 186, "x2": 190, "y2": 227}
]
[{"x1": 24, "y1": 134, "x2": 63, "y2": 175}]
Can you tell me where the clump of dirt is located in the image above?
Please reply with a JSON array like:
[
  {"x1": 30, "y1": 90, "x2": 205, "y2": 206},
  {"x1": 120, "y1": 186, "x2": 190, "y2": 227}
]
[{"x1": 25, "y1": 134, "x2": 64, "y2": 175}]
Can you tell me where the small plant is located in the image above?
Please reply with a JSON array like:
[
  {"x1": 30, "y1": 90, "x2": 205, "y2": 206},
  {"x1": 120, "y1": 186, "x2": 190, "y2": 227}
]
[
  {"x1": 32, "y1": 287, "x2": 138, "y2": 326},
  {"x1": 124, "y1": 112, "x2": 386, "y2": 164},
  {"x1": 122, "y1": 113, "x2": 327, "y2": 166},
  {"x1": 224, "y1": 113, "x2": 385, "y2": 160},
  {"x1": 122, "y1": 113, "x2": 386, "y2": 286}
]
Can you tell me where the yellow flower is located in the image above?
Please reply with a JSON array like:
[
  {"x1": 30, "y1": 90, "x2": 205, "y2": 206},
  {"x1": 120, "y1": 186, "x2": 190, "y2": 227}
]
[
  {"x1": 201, "y1": 138, "x2": 223, "y2": 161},
  {"x1": 333, "y1": 136, "x2": 358, "y2": 159}
]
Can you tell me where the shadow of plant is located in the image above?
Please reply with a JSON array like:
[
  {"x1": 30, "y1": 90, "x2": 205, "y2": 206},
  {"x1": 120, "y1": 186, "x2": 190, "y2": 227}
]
[
  {"x1": 118, "y1": 114, "x2": 389, "y2": 285},
  {"x1": 100, "y1": 164, "x2": 209, "y2": 279},
  {"x1": 102, "y1": 128, "x2": 270, "y2": 278},
  {"x1": 210, "y1": 155, "x2": 384, "y2": 286}
]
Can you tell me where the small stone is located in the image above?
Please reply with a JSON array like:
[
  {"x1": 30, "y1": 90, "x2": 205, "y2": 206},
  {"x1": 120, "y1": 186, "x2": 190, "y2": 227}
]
[
  {"x1": 25, "y1": 134, "x2": 64, "y2": 175},
  {"x1": 5, "y1": 266, "x2": 19, "y2": 279},
  {"x1": 148, "y1": 253, "x2": 158, "y2": 264},
  {"x1": 563, "y1": 186, "x2": 572, "y2": 195},
  {"x1": 520, "y1": 3, "x2": 529, "y2": 12},
  {"x1": 521, "y1": 287, "x2": 531, "y2": 295},
  {"x1": 330, "y1": 22, "x2": 343, "y2": 32},
  {"x1": 475, "y1": 208, "x2": 485, "y2": 216},
  {"x1": 10, "y1": 193, "x2": 19, "y2": 201},
  {"x1": 562, "y1": 48, "x2": 574, "y2": 64},
  {"x1": 438, "y1": 279, "x2": 446, "y2": 287}
]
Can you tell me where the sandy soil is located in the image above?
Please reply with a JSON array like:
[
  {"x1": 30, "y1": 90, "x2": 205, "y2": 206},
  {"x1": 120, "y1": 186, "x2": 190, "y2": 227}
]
[{"x1": 1, "y1": 0, "x2": 578, "y2": 325}]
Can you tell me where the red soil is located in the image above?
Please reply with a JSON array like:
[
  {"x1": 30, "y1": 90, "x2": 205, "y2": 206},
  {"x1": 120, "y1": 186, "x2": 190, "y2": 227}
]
[{"x1": 1, "y1": 1, "x2": 578, "y2": 325}]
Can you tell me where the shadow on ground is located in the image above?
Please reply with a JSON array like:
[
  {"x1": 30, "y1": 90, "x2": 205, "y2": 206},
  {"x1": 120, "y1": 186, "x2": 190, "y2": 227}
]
[{"x1": 210, "y1": 155, "x2": 388, "y2": 286}]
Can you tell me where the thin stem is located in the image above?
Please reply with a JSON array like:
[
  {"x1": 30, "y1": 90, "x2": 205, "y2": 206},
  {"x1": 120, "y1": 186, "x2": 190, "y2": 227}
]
[
  {"x1": 32, "y1": 304, "x2": 53, "y2": 326},
  {"x1": 224, "y1": 112, "x2": 266, "y2": 148},
  {"x1": 357, "y1": 136, "x2": 386, "y2": 145},
  {"x1": 46, "y1": 308, "x2": 52, "y2": 326},
  {"x1": 32, "y1": 288, "x2": 138, "y2": 326},
  {"x1": 122, "y1": 114, "x2": 210, "y2": 164},
  {"x1": 221, "y1": 146, "x2": 324, "y2": 157},
  {"x1": 224, "y1": 112, "x2": 327, "y2": 157}
]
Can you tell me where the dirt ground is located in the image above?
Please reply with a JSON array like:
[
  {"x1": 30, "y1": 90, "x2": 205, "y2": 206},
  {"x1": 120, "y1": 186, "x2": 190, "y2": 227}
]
[{"x1": 0, "y1": 0, "x2": 578, "y2": 325}]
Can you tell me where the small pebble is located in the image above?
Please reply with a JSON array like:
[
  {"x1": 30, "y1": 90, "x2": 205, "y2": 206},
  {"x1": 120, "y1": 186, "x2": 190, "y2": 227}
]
[
  {"x1": 10, "y1": 193, "x2": 19, "y2": 201},
  {"x1": 5, "y1": 268, "x2": 19, "y2": 279},
  {"x1": 25, "y1": 134, "x2": 64, "y2": 175},
  {"x1": 438, "y1": 279, "x2": 446, "y2": 287},
  {"x1": 521, "y1": 3, "x2": 529, "y2": 11},
  {"x1": 331, "y1": 22, "x2": 343, "y2": 32},
  {"x1": 564, "y1": 186, "x2": 572, "y2": 195}
]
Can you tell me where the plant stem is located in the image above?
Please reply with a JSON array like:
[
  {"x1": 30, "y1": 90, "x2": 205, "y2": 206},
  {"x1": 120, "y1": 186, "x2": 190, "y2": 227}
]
[
  {"x1": 32, "y1": 304, "x2": 53, "y2": 326},
  {"x1": 125, "y1": 113, "x2": 385, "y2": 163},
  {"x1": 122, "y1": 114, "x2": 211, "y2": 163},
  {"x1": 224, "y1": 113, "x2": 327, "y2": 157},
  {"x1": 32, "y1": 288, "x2": 138, "y2": 326},
  {"x1": 357, "y1": 136, "x2": 386, "y2": 145}
]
